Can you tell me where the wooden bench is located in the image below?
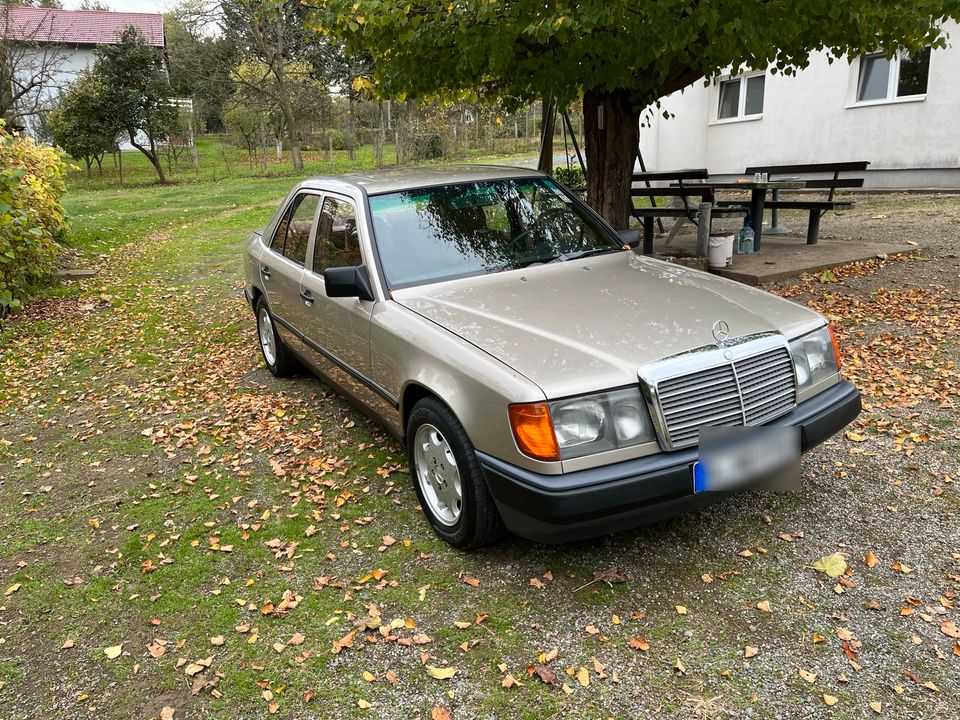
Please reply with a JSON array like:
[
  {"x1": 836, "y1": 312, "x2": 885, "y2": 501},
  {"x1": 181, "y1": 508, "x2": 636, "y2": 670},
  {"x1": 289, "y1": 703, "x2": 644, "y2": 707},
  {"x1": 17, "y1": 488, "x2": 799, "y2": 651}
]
[
  {"x1": 736, "y1": 161, "x2": 869, "y2": 244},
  {"x1": 630, "y1": 169, "x2": 747, "y2": 254}
]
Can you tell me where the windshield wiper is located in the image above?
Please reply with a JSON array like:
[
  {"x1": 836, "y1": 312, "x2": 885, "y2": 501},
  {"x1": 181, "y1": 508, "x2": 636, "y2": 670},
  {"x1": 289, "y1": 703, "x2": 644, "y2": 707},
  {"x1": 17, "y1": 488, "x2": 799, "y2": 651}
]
[{"x1": 546, "y1": 247, "x2": 620, "y2": 263}]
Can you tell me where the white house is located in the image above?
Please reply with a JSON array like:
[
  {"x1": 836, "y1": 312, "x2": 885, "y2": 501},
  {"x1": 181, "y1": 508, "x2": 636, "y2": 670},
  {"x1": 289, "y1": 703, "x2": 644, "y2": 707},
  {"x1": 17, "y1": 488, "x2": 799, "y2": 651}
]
[
  {"x1": 2, "y1": 6, "x2": 165, "y2": 137},
  {"x1": 640, "y1": 20, "x2": 960, "y2": 188}
]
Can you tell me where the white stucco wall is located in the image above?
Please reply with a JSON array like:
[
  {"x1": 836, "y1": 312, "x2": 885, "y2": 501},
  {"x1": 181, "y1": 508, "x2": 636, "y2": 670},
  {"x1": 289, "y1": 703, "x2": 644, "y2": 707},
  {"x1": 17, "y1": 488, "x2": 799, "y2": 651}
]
[
  {"x1": 640, "y1": 21, "x2": 960, "y2": 187},
  {"x1": 15, "y1": 44, "x2": 152, "y2": 150},
  {"x1": 15, "y1": 44, "x2": 97, "y2": 136}
]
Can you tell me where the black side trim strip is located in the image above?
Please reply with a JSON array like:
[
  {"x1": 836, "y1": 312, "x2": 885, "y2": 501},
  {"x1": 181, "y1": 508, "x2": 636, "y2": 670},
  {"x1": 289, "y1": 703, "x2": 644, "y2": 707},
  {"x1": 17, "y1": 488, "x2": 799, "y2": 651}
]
[{"x1": 273, "y1": 316, "x2": 399, "y2": 409}]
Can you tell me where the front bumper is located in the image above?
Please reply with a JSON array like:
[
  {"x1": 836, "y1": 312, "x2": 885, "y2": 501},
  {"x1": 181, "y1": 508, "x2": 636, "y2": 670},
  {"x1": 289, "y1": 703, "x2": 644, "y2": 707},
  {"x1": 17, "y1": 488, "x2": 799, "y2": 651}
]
[{"x1": 479, "y1": 379, "x2": 861, "y2": 543}]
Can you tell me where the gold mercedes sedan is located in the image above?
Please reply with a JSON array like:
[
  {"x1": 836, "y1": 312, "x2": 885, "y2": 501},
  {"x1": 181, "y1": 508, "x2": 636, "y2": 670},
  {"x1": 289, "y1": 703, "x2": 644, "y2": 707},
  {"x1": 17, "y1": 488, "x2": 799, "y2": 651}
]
[{"x1": 243, "y1": 166, "x2": 860, "y2": 547}]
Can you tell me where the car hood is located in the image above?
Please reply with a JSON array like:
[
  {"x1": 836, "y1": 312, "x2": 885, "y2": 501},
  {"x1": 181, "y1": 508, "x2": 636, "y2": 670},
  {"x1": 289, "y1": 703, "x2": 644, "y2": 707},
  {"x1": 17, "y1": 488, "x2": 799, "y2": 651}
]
[{"x1": 392, "y1": 251, "x2": 824, "y2": 399}]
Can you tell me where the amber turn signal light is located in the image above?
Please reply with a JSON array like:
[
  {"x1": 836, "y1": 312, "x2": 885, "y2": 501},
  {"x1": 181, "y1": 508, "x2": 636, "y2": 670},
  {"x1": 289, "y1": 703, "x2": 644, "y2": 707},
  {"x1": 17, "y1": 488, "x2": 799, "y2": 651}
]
[
  {"x1": 827, "y1": 324, "x2": 842, "y2": 370},
  {"x1": 508, "y1": 402, "x2": 560, "y2": 461}
]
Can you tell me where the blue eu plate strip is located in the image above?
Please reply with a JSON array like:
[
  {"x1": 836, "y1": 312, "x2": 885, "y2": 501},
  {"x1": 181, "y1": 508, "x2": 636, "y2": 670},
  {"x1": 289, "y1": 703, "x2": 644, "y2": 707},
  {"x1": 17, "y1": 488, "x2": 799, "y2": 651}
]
[{"x1": 693, "y1": 461, "x2": 709, "y2": 494}]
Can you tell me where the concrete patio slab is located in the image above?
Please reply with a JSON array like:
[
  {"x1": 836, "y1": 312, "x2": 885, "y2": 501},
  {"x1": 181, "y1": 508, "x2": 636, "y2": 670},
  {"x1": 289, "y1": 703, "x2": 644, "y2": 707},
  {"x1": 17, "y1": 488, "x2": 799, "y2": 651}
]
[{"x1": 653, "y1": 233, "x2": 919, "y2": 285}]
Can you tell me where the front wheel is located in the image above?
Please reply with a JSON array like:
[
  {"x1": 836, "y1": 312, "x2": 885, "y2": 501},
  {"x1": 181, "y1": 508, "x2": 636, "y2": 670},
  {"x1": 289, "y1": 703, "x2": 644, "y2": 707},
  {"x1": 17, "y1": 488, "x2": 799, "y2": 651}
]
[{"x1": 407, "y1": 398, "x2": 505, "y2": 549}]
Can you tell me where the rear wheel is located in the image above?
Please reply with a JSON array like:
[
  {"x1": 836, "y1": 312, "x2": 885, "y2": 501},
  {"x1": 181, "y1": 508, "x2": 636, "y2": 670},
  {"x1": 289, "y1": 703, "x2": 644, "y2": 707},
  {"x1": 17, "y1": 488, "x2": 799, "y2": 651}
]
[
  {"x1": 255, "y1": 298, "x2": 297, "y2": 377},
  {"x1": 407, "y1": 397, "x2": 505, "y2": 549}
]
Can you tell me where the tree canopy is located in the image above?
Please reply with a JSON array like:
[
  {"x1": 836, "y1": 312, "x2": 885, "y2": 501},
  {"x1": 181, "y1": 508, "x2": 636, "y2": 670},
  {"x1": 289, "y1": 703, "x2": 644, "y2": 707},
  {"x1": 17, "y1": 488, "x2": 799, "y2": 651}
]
[
  {"x1": 49, "y1": 69, "x2": 113, "y2": 176},
  {"x1": 318, "y1": 0, "x2": 960, "y2": 226},
  {"x1": 87, "y1": 27, "x2": 180, "y2": 183}
]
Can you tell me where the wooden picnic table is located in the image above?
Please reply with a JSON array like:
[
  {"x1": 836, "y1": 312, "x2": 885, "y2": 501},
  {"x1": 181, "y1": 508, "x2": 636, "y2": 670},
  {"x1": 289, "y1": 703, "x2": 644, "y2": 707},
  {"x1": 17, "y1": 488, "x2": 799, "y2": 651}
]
[{"x1": 700, "y1": 180, "x2": 805, "y2": 251}]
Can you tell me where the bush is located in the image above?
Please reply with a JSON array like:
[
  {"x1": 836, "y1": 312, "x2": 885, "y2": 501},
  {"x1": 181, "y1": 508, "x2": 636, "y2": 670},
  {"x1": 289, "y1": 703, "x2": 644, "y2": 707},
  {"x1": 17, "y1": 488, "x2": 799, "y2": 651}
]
[
  {"x1": 552, "y1": 165, "x2": 585, "y2": 189},
  {"x1": 0, "y1": 124, "x2": 68, "y2": 316},
  {"x1": 410, "y1": 133, "x2": 443, "y2": 160}
]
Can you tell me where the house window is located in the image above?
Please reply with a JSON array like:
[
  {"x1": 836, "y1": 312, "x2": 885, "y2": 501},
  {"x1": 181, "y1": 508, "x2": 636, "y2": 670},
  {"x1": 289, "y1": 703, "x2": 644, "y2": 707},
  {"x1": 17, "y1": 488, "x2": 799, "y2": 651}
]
[
  {"x1": 856, "y1": 48, "x2": 930, "y2": 103},
  {"x1": 717, "y1": 74, "x2": 765, "y2": 120}
]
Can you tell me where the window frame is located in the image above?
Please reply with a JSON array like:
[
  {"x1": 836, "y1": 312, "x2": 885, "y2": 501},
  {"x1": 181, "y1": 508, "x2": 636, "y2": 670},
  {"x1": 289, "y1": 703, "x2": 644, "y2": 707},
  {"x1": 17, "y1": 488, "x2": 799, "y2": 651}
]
[
  {"x1": 849, "y1": 49, "x2": 930, "y2": 108},
  {"x1": 269, "y1": 190, "x2": 322, "y2": 268},
  {"x1": 713, "y1": 72, "x2": 766, "y2": 124}
]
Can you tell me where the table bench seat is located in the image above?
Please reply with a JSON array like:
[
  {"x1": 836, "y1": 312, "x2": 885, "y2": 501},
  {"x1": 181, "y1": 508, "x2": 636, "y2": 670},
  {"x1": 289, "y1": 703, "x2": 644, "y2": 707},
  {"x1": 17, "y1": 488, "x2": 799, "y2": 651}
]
[{"x1": 740, "y1": 161, "x2": 869, "y2": 245}]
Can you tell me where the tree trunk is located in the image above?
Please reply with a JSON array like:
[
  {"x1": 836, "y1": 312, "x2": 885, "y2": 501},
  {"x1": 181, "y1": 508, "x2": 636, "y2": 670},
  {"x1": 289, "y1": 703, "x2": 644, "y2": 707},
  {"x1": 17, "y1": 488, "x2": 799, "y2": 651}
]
[
  {"x1": 276, "y1": 101, "x2": 303, "y2": 172},
  {"x1": 583, "y1": 88, "x2": 639, "y2": 230},
  {"x1": 375, "y1": 101, "x2": 385, "y2": 167}
]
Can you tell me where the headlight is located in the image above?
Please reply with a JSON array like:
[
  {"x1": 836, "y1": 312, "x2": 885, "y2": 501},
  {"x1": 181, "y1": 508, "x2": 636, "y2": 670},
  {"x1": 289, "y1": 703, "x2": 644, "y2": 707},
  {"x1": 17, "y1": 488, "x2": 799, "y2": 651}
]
[
  {"x1": 789, "y1": 325, "x2": 840, "y2": 392},
  {"x1": 510, "y1": 388, "x2": 656, "y2": 461}
]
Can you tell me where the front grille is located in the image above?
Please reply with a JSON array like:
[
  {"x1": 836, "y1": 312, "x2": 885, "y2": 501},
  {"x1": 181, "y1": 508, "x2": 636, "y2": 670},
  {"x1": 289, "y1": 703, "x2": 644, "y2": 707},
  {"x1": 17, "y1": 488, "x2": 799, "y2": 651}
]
[{"x1": 655, "y1": 346, "x2": 796, "y2": 449}]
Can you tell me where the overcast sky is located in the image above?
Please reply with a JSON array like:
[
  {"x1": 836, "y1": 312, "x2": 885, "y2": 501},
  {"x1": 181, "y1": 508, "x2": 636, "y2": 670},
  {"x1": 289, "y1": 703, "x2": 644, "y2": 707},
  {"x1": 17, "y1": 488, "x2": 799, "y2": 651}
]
[{"x1": 63, "y1": 0, "x2": 171, "y2": 12}]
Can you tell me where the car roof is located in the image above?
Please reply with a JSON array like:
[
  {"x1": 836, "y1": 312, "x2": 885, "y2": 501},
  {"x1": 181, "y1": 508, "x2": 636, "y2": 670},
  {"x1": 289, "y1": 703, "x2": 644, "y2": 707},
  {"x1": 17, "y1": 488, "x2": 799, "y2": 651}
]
[{"x1": 298, "y1": 164, "x2": 545, "y2": 195}]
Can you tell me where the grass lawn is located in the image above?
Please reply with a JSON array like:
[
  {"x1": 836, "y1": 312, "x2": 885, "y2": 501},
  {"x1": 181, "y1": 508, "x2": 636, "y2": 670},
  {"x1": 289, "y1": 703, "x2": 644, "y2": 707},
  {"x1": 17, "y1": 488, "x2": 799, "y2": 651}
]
[
  {"x1": 0, "y1": 167, "x2": 957, "y2": 720},
  {"x1": 67, "y1": 135, "x2": 542, "y2": 192}
]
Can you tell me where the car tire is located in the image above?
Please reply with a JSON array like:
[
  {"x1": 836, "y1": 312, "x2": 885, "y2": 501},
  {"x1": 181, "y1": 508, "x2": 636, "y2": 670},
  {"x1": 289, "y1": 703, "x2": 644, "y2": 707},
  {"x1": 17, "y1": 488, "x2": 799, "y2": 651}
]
[
  {"x1": 407, "y1": 397, "x2": 506, "y2": 549},
  {"x1": 255, "y1": 297, "x2": 297, "y2": 377}
]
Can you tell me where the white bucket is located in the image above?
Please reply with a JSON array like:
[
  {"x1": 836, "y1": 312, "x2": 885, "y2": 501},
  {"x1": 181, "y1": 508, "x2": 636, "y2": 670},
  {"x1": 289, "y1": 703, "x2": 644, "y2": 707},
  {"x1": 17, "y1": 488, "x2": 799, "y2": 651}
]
[{"x1": 708, "y1": 233, "x2": 735, "y2": 268}]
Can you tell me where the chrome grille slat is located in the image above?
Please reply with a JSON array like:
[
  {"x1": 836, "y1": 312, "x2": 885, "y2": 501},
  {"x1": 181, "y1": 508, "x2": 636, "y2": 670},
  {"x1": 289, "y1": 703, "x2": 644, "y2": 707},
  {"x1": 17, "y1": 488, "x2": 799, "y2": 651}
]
[
  {"x1": 659, "y1": 369, "x2": 736, "y2": 396},
  {"x1": 653, "y1": 343, "x2": 797, "y2": 449}
]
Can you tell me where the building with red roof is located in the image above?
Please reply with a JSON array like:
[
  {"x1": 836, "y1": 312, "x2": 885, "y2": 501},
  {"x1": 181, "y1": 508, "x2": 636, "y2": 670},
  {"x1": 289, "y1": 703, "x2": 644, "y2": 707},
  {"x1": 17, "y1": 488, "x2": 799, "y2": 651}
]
[
  {"x1": 3, "y1": 6, "x2": 165, "y2": 47},
  {"x1": 2, "y1": 6, "x2": 166, "y2": 135}
]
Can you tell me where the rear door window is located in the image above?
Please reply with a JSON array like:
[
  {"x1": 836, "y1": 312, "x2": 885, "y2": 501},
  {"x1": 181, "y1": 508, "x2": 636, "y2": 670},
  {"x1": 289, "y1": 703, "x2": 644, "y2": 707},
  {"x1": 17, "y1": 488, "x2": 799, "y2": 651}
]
[{"x1": 271, "y1": 193, "x2": 320, "y2": 266}]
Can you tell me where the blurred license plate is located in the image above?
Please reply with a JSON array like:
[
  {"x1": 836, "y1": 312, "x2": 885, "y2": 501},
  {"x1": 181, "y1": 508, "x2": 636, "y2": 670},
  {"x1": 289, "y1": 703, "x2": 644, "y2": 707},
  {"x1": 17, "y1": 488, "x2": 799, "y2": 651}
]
[{"x1": 693, "y1": 426, "x2": 800, "y2": 494}]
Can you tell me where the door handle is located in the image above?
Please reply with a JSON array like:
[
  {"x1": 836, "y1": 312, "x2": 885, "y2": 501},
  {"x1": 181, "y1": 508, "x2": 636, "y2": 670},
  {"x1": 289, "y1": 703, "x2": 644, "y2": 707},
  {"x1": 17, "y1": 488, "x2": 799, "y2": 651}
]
[
  {"x1": 260, "y1": 265, "x2": 271, "y2": 279},
  {"x1": 299, "y1": 289, "x2": 314, "y2": 306}
]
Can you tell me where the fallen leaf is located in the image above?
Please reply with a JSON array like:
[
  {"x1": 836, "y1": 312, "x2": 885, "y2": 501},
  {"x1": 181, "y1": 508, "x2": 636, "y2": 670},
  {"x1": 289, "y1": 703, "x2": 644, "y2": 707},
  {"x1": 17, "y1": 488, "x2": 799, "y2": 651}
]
[
  {"x1": 426, "y1": 665, "x2": 458, "y2": 680},
  {"x1": 891, "y1": 562, "x2": 913, "y2": 574},
  {"x1": 628, "y1": 636, "x2": 650, "y2": 651},
  {"x1": 922, "y1": 681, "x2": 939, "y2": 692},
  {"x1": 799, "y1": 668, "x2": 817, "y2": 683},
  {"x1": 823, "y1": 694, "x2": 839, "y2": 706},
  {"x1": 530, "y1": 663, "x2": 556, "y2": 685},
  {"x1": 845, "y1": 431, "x2": 868, "y2": 442},
  {"x1": 501, "y1": 673, "x2": 521, "y2": 689},
  {"x1": 744, "y1": 645, "x2": 759, "y2": 658},
  {"x1": 575, "y1": 666, "x2": 589, "y2": 687},
  {"x1": 431, "y1": 708, "x2": 451, "y2": 720},
  {"x1": 209, "y1": 635, "x2": 224, "y2": 646},
  {"x1": 836, "y1": 627, "x2": 855, "y2": 642},
  {"x1": 869, "y1": 702, "x2": 882, "y2": 714},
  {"x1": 812, "y1": 553, "x2": 847, "y2": 578},
  {"x1": 462, "y1": 576, "x2": 480, "y2": 588},
  {"x1": 865, "y1": 550, "x2": 877, "y2": 568},
  {"x1": 675, "y1": 605, "x2": 687, "y2": 615},
  {"x1": 939, "y1": 620, "x2": 960, "y2": 639},
  {"x1": 104, "y1": 644, "x2": 123, "y2": 659},
  {"x1": 357, "y1": 699, "x2": 372, "y2": 709},
  {"x1": 674, "y1": 658, "x2": 686, "y2": 674},
  {"x1": 160, "y1": 708, "x2": 175, "y2": 720},
  {"x1": 756, "y1": 600, "x2": 772, "y2": 613}
]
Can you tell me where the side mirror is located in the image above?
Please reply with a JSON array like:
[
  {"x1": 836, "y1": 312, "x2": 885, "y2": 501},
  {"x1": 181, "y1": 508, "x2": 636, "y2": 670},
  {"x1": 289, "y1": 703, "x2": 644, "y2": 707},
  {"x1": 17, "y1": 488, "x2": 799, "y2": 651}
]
[{"x1": 323, "y1": 264, "x2": 375, "y2": 302}]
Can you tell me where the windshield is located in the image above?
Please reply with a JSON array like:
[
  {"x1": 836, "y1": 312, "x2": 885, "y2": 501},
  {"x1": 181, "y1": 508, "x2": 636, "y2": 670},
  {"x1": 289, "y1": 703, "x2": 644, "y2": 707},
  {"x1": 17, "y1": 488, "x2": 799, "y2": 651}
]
[{"x1": 369, "y1": 178, "x2": 621, "y2": 289}]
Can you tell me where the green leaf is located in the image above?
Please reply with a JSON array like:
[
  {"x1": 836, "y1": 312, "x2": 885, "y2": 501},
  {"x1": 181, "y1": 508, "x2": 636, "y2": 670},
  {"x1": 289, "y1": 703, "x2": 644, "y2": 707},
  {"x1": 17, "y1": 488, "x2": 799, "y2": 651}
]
[{"x1": 811, "y1": 552, "x2": 847, "y2": 578}]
